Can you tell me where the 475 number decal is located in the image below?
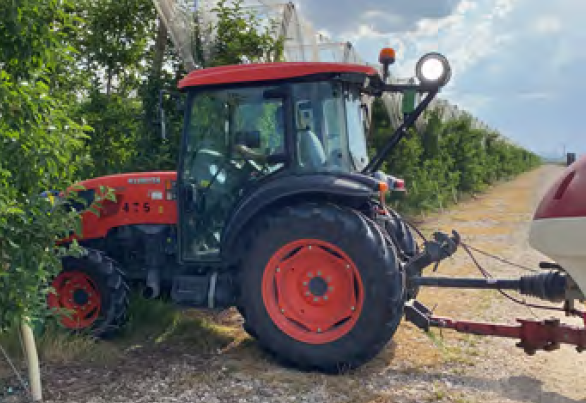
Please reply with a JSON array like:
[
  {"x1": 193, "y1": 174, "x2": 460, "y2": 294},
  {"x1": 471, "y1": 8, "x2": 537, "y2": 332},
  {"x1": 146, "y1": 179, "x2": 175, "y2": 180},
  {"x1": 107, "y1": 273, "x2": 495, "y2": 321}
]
[{"x1": 122, "y1": 202, "x2": 151, "y2": 213}]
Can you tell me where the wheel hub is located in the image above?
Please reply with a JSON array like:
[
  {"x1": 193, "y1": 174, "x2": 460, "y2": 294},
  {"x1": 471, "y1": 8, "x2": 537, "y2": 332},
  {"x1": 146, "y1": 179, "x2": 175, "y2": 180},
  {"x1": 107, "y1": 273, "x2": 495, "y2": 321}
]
[
  {"x1": 47, "y1": 271, "x2": 102, "y2": 330},
  {"x1": 73, "y1": 289, "x2": 89, "y2": 305},
  {"x1": 308, "y1": 276, "x2": 328, "y2": 297},
  {"x1": 262, "y1": 239, "x2": 364, "y2": 344}
]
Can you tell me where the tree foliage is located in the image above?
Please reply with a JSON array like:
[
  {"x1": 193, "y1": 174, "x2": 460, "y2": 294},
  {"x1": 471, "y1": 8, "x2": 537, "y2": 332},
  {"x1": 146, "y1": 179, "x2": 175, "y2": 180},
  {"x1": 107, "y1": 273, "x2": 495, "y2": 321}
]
[
  {"x1": 370, "y1": 99, "x2": 541, "y2": 214},
  {"x1": 0, "y1": 0, "x2": 89, "y2": 331},
  {"x1": 0, "y1": 0, "x2": 540, "y2": 332},
  {"x1": 0, "y1": 0, "x2": 286, "y2": 330}
]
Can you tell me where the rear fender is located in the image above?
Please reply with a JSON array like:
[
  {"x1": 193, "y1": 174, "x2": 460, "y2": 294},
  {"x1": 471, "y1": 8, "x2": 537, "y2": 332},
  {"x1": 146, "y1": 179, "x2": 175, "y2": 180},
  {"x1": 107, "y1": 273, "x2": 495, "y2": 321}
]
[{"x1": 221, "y1": 172, "x2": 380, "y2": 263}]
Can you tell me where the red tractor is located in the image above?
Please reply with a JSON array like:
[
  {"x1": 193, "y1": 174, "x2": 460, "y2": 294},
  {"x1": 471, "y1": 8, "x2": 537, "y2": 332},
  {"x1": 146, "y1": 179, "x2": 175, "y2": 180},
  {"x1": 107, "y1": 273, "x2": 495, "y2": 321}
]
[
  {"x1": 47, "y1": 50, "x2": 450, "y2": 371},
  {"x1": 46, "y1": 49, "x2": 586, "y2": 372}
]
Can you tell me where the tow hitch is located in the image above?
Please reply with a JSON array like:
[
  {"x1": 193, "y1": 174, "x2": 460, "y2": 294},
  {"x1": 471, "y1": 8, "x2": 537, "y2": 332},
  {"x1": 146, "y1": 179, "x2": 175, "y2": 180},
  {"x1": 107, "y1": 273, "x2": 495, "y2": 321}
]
[
  {"x1": 405, "y1": 300, "x2": 586, "y2": 354},
  {"x1": 402, "y1": 229, "x2": 586, "y2": 354}
]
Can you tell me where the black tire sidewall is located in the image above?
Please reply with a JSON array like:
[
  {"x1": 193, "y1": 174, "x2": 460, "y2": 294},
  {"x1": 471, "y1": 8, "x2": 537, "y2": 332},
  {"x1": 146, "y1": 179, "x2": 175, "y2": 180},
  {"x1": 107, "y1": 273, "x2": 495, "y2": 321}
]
[
  {"x1": 59, "y1": 251, "x2": 128, "y2": 338},
  {"x1": 240, "y1": 204, "x2": 404, "y2": 370}
]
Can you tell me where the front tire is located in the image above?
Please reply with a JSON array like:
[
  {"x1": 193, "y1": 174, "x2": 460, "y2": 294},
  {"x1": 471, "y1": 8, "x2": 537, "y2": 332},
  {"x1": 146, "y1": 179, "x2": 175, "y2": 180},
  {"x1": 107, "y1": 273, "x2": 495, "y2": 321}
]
[
  {"x1": 47, "y1": 249, "x2": 130, "y2": 338},
  {"x1": 239, "y1": 203, "x2": 404, "y2": 372}
]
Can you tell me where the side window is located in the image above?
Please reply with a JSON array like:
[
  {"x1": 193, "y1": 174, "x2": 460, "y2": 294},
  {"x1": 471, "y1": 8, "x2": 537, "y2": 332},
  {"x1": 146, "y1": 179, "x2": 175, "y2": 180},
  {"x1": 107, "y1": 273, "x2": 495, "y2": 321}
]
[
  {"x1": 234, "y1": 100, "x2": 284, "y2": 157},
  {"x1": 188, "y1": 93, "x2": 229, "y2": 153}
]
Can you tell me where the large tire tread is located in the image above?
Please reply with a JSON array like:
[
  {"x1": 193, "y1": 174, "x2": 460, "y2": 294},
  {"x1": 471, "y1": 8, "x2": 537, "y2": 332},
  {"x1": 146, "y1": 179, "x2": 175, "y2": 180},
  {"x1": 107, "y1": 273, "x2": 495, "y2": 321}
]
[
  {"x1": 59, "y1": 248, "x2": 130, "y2": 339},
  {"x1": 238, "y1": 202, "x2": 404, "y2": 373}
]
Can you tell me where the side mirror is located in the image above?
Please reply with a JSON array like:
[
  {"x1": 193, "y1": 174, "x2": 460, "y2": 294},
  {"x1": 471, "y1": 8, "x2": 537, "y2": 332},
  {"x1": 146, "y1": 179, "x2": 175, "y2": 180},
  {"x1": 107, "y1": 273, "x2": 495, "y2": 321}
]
[{"x1": 235, "y1": 131, "x2": 261, "y2": 149}]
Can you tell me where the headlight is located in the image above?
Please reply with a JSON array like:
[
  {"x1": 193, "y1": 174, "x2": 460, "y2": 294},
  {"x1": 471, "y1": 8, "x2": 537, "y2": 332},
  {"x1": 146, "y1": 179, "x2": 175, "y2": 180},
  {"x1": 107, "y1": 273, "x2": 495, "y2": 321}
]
[{"x1": 415, "y1": 52, "x2": 451, "y2": 87}]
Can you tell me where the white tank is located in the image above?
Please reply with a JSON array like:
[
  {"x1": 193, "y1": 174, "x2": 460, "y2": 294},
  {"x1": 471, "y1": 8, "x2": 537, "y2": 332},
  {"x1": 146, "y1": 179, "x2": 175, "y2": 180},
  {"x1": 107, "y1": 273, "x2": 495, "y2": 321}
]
[{"x1": 529, "y1": 155, "x2": 586, "y2": 298}]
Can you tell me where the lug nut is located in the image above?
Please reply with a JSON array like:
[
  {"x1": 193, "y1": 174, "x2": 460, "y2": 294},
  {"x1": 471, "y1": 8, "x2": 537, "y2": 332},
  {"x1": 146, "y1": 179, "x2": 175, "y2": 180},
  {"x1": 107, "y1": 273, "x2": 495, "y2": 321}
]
[
  {"x1": 351, "y1": 306, "x2": 355, "y2": 311},
  {"x1": 317, "y1": 328, "x2": 322, "y2": 333},
  {"x1": 303, "y1": 281, "x2": 308, "y2": 286},
  {"x1": 324, "y1": 296, "x2": 328, "y2": 301},
  {"x1": 313, "y1": 297, "x2": 318, "y2": 302},
  {"x1": 305, "y1": 291, "x2": 310, "y2": 296},
  {"x1": 317, "y1": 271, "x2": 322, "y2": 276},
  {"x1": 276, "y1": 267, "x2": 280, "y2": 272}
]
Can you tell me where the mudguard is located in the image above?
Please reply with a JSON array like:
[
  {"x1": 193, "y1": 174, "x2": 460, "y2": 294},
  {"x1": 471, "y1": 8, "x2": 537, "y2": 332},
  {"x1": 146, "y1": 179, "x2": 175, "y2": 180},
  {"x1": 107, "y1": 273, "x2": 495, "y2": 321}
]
[{"x1": 221, "y1": 171, "x2": 381, "y2": 262}]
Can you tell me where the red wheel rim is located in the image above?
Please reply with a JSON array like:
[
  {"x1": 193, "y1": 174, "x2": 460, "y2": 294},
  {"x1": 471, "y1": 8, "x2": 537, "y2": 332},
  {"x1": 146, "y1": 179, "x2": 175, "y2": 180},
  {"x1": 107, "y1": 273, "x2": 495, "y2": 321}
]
[
  {"x1": 262, "y1": 239, "x2": 364, "y2": 344},
  {"x1": 47, "y1": 271, "x2": 102, "y2": 329}
]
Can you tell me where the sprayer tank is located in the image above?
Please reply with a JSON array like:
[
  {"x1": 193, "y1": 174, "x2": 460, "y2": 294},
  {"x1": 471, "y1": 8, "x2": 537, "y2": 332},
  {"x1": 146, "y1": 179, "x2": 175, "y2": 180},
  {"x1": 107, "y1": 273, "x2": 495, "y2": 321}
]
[{"x1": 529, "y1": 155, "x2": 586, "y2": 297}]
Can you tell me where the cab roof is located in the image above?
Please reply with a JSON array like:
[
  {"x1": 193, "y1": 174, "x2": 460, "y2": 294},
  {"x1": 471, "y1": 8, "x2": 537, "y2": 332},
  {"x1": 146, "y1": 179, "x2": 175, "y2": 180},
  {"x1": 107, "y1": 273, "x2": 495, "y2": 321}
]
[{"x1": 177, "y1": 62, "x2": 379, "y2": 89}]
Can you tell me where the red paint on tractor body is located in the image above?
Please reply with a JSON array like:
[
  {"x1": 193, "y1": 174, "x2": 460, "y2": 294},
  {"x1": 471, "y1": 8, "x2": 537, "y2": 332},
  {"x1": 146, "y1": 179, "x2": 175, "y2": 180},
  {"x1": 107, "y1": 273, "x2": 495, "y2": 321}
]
[
  {"x1": 69, "y1": 172, "x2": 178, "y2": 241},
  {"x1": 533, "y1": 155, "x2": 586, "y2": 220},
  {"x1": 178, "y1": 62, "x2": 379, "y2": 89}
]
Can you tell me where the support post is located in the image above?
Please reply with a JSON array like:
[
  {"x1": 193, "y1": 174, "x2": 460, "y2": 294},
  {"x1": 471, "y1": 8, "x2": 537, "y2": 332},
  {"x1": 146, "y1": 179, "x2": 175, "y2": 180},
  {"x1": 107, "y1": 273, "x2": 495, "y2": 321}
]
[{"x1": 21, "y1": 320, "x2": 42, "y2": 401}]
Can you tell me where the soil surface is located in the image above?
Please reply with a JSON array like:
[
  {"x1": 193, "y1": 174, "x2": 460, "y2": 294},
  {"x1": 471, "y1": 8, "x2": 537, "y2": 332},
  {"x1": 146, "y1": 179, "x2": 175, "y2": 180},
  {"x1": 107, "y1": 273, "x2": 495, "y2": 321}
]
[{"x1": 3, "y1": 165, "x2": 585, "y2": 403}]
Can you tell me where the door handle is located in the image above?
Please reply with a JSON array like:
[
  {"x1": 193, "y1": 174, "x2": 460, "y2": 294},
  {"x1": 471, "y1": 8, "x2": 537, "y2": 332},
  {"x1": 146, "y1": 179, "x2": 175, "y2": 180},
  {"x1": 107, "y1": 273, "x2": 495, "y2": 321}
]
[{"x1": 183, "y1": 184, "x2": 197, "y2": 212}]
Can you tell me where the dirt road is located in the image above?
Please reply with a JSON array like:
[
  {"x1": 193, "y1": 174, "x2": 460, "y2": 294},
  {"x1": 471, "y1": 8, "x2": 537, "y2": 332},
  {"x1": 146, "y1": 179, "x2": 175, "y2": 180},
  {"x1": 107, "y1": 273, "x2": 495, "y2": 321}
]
[{"x1": 6, "y1": 165, "x2": 586, "y2": 403}]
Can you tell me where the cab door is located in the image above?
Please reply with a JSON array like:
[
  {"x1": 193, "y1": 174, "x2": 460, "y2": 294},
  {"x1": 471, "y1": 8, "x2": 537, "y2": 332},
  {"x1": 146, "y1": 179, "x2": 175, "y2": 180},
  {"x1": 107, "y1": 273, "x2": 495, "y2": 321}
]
[{"x1": 177, "y1": 87, "x2": 286, "y2": 262}]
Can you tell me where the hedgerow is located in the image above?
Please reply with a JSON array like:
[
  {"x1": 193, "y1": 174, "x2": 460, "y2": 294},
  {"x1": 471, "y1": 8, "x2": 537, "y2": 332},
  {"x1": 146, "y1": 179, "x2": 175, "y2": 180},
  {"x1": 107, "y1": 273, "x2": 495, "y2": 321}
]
[{"x1": 369, "y1": 99, "x2": 541, "y2": 214}]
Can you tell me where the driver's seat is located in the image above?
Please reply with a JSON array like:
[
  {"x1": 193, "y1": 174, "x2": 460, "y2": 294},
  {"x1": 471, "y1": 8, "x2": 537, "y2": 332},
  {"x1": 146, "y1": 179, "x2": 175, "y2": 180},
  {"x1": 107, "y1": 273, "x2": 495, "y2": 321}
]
[{"x1": 297, "y1": 130, "x2": 326, "y2": 169}]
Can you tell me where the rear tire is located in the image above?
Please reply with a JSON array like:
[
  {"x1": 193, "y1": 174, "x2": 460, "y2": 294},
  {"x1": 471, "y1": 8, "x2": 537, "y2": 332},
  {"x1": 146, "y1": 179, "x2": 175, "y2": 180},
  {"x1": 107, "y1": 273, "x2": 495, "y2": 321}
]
[
  {"x1": 48, "y1": 249, "x2": 130, "y2": 338},
  {"x1": 239, "y1": 203, "x2": 404, "y2": 372}
]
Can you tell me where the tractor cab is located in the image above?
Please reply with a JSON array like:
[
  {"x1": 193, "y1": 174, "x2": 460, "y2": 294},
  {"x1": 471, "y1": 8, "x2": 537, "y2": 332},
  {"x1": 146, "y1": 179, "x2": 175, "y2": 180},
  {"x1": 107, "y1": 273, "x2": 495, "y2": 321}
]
[{"x1": 177, "y1": 63, "x2": 377, "y2": 261}]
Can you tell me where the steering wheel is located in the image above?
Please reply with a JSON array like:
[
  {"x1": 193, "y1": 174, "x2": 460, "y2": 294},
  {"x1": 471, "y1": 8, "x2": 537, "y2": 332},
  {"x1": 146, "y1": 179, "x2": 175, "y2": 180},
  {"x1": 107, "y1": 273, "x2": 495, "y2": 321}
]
[{"x1": 233, "y1": 145, "x2": 272, "y2": 176}]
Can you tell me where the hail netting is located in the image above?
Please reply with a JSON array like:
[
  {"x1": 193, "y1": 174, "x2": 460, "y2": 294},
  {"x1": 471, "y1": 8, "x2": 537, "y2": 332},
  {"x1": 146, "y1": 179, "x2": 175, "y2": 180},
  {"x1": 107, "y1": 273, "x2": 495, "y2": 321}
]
[{"x1": 152, "y1": 0, "x2": 491, "y2": 132}]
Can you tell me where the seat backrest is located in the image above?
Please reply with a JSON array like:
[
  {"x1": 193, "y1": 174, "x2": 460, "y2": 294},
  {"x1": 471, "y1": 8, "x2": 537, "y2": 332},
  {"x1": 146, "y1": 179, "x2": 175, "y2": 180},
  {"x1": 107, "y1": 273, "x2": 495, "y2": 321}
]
[{"x1": 297, "y1": 130, "x2": 326, "y2": 169}]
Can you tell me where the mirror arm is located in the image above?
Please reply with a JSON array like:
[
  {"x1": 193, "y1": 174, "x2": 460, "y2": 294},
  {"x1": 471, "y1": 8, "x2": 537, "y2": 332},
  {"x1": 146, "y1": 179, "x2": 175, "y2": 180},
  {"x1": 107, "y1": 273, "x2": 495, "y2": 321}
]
[{"x1": 362, "y1": 88, "x2": 439, "y2": 174}]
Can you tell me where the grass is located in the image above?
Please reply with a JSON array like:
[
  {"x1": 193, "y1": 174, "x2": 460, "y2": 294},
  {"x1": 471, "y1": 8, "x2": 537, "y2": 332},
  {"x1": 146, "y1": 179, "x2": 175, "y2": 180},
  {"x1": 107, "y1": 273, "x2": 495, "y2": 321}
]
[
  {"x1": 0, "y1": 322, "x2": 118, "y2": 366},
  {"x1": 0, "y1": 292, "x2": 242, "y2": 379}
]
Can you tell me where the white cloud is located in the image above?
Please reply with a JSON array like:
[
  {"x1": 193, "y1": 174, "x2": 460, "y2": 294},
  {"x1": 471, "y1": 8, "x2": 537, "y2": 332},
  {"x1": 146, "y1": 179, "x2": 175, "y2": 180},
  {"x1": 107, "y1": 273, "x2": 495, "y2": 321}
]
[
  {"x1": 295, "y1": 0, "x2": 459, "y2": 36},
  {"x1": 383, "y1": 0, "x2": 518, "y2": 83},
  {"x1": 534, "y1": 16, "x2": 562, "y2": 34}
]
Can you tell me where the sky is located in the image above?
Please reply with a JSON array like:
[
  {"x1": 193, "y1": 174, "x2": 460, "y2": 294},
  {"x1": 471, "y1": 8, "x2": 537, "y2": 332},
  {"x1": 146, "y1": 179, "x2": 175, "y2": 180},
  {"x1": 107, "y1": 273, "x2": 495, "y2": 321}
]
[{"x1": 292, "y1": 0, "x2": 586, "y2": 157}]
